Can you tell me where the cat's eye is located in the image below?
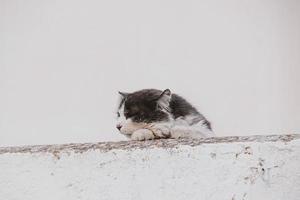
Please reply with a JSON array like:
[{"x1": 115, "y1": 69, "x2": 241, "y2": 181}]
[
  {"x1": 117, "y1": 112, "x2": 120, "y2": 117},
  {"x1": 124, "y1": 110, "x2": 137, "y2": 119}
]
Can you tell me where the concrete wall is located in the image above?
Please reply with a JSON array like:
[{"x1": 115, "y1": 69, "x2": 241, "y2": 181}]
[
  {"x1": 1, "y1": 134, "x2": 300, "y2": 200},
  {"x1": 1, "y1": 0, "x2": 300, "y2": 146}
]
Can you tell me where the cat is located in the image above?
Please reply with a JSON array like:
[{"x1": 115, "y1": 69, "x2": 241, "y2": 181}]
[{"x1": 116, "y1": 89, "x2": 215, "y2": 140}]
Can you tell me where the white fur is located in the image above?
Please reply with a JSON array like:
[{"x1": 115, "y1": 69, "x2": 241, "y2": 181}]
[
  {"x1": 131, "y1": 129, "x2": 155, "y2": 141},
  {"x1": 145, "y1": 123, "x2": 172, "y2": 138},
  {"x1": 170, "y1": 116, "x2": 215, "y2": 138},
  {"x1": 170, "y1": 123, "x2": 214, "y2": 139}
]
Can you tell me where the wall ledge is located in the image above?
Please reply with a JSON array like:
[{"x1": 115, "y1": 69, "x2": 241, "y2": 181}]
[
  {"x1": 1, "y1": 134, "x2": 300, "y2": 200},
  {"x1": 1, "y1": 134, "x2": 299, "y2": 154}
]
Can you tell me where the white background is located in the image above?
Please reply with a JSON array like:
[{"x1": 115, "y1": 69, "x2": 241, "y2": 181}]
[{"x1": 1, "y1": 0, "x2": 299, "y2": 146}]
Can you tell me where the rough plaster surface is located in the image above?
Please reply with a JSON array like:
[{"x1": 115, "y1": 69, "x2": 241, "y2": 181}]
[{"x1": 0, "y1": 134, "x2": 300, "y2": 200}]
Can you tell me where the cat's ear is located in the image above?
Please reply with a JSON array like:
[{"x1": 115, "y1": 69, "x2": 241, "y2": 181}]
[
  {"x1": 157, "y1": 89, "x2": 172, "y2": 110},
  {"x1": 118, "y1": 91, "x2": 129, "y2": 99}
]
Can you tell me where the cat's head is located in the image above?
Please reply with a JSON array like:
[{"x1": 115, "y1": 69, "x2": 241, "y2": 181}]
[{"x1": 116, "y1": 89, "x2": 172, "y2": 136}]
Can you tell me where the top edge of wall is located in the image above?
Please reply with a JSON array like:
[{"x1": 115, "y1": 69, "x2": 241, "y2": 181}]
[{"x1": 0, "y1": 134, "x2": 299, "y2": 155}]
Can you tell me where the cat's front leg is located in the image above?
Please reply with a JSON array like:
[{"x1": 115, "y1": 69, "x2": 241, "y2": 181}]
[
  {"x1": 146, "y1": 123, "x2": 172, "y2": 139},
  {"x1": 131, "y1": 129, "x2": 155, "y2": 141}
]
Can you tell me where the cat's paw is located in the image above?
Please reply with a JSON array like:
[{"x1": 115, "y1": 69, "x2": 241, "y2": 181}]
[
  {"x1": 149, "y1": 124, "x2": 171, "y2": 138},
  {"x1": 131, "y1": 129, "x2": 155, "y2": 141}
]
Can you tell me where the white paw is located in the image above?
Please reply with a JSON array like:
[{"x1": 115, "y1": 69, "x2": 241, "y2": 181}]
[
  {"x1": 147, "y1": 124, "x2": 171, "y2": 138},
  {"x1": 131, "y1": 129, "x2": 155, "y2": 141}
]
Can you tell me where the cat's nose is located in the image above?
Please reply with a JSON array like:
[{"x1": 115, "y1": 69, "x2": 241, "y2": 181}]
[{"x1": 116, "y1": 124, "x2": 122, "y2": 131}]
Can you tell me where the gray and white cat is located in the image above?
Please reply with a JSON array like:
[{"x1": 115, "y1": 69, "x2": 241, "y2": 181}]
[{"x1": 116, "y1": 89, "x2": 215, "y2": 140}]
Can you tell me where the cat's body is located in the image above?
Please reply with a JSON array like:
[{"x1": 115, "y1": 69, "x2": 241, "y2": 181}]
[{"x1": 116, "y1": 89, "x2": 214, "y2": 140}]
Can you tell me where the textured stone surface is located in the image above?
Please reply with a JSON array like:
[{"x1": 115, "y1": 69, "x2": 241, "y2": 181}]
[
  {"x1": 1, "y1": 134, "x2": 300, "y2": 200},
  {"x1": 1, "y1": 134, "x2": 299, "y2": 154}
]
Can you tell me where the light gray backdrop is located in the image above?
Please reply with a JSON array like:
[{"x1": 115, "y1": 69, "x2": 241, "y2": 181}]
[{"x1": 1, "y1": 0, "x2": 299, "y2": 146}]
